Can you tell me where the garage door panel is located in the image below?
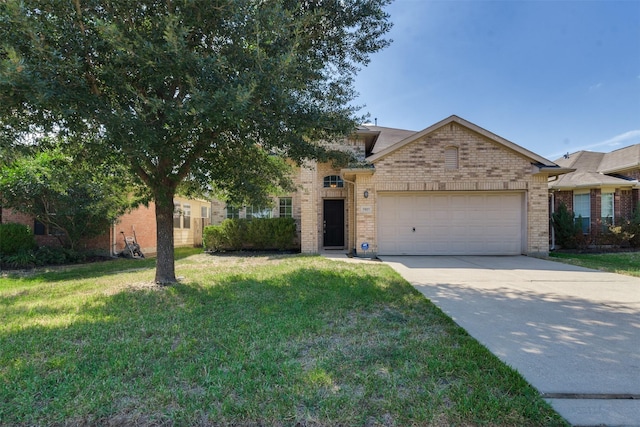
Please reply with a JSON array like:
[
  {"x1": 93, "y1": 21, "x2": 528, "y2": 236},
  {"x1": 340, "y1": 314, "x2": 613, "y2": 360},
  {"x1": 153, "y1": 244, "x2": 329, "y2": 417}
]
[{"x1": 378, "y1": 193, "x2": 523, "y2": 256}]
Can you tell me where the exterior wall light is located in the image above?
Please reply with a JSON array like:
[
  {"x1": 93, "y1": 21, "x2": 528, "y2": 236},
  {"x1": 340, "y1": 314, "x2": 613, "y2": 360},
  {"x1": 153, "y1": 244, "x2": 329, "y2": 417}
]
[{"x1": 364, "y1": 190, "x2": 369, "y2": 198}]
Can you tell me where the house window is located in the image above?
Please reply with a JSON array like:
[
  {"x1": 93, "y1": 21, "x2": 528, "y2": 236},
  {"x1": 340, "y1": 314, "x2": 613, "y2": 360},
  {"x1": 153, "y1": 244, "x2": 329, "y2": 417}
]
[
  {"x1": 279, "y1": 197, "x2": 293, "y2": 218},
  {"x1": 226, "y1": 206, "x2": 240, "y2": 219},
  {"x1": 601, "y1": 192, "x2": 614, "y2": 227},
  {"x1": 183, "y1": 204, "x2": 191, "y2": 229},
  {"x1": 173, "y1": 203, "x2": 182, "y2": 228},
  {"x1": 246, "y1": 206, "x2": 272, "y2": 220},
  {"x1": 573, "y1": 193, "x2": 590, "y2": 233},
  {"x1": 323, "y1": 175, "x2": 344, "y2": 188},
  {"x1": 201, "y1": 206, "x2": 209, "y2": 219},
  {"x1": 445, "y1": 147, "x2": 459, "y2": 170},
  {"x1": 34, "y1": 219, "x2": 46, "y2": 235}
]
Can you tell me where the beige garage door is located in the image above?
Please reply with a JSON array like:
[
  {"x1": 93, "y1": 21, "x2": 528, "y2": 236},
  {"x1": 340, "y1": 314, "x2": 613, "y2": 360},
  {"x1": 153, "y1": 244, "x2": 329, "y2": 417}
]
[{"x1": 378, "y1": 192, "x2": 524, "y2": 255}]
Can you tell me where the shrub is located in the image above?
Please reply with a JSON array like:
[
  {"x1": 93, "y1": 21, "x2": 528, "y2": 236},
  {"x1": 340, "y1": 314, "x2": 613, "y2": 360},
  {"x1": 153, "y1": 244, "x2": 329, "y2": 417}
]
[
  {"x1": 0, "y1": 223, "x2": 36, "y2": 256},
  {"x1": 3, "y1": 249, "x2": 36, "y2": 269},
  {"x1": 551, "y1": 203, "x2": 582, "y2": 249},
  {"x1": 203, "y1": 218, "x2": 297, "y2": 252}
]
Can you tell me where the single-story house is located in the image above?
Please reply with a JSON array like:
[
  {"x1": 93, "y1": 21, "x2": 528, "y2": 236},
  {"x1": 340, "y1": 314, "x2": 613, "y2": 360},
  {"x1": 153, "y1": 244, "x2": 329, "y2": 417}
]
[
  {"x1": 1, "y1": 195, "x2": 211, "y2": 256},
  {"x1": 549, "y1": 144, "x2": 640, "y2": 236},
  {"x1": 212, "y1": 115, "x2": 570, "y2": 257}
]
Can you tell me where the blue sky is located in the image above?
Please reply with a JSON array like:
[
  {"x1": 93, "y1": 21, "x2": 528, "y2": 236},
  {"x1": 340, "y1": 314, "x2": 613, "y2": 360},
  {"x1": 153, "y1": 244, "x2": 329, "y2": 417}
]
[{"x1": 352, "y1": 0, "x2": 640, "y2": 161}]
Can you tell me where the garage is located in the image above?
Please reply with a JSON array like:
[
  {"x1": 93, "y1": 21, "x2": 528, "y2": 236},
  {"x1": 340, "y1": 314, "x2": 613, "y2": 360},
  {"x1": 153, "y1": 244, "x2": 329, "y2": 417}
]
[{"x1": 377, "y1": 192, "x2": 524, "y2": 255}]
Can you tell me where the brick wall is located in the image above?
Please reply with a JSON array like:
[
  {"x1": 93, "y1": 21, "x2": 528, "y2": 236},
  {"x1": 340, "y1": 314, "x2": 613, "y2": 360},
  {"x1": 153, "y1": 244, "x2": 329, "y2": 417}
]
[{"x1": 359, "y1": 123, "x2": 549, "y2": 255}]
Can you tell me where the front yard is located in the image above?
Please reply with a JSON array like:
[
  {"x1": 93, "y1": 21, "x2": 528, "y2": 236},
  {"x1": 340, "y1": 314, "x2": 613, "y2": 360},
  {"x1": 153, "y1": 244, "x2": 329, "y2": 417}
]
[
  {"x1": 0, "y1": 249, "x2": 566, "y2": 426},
  {"x1": 550, "y1": 251, "x2": 640, "y2": 277}
]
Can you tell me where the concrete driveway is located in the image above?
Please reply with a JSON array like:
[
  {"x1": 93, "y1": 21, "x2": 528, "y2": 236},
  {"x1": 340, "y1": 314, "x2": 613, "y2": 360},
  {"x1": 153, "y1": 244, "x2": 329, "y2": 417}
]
[{"x1": 380, "y1": 255, "x2": 640, "y2": 427}]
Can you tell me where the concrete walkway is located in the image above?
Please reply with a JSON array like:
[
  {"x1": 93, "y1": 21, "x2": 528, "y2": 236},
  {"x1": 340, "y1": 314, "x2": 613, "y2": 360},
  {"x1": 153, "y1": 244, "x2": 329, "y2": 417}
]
[{"x1": 378, "y1": 255, "x2": 640, "y2": 427}]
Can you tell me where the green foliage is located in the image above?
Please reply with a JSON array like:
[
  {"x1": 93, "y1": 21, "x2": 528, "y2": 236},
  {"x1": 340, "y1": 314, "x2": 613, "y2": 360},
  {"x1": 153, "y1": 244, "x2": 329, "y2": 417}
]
[
  {"x1": 0, "y1": 0, "x2": 392, "y2": 283},
  {"x1": 0, "y1": 146, "x2": 134, "y2": 250},
  {"x1": 552, "y1": 203, "x2": 582, "y2": 249},
  {"x1": 0, "y1": 222, "x2": 36, "y2": 255},
  {"x1": 204, "y1": 218, "x2": 297, "y2": 252}
]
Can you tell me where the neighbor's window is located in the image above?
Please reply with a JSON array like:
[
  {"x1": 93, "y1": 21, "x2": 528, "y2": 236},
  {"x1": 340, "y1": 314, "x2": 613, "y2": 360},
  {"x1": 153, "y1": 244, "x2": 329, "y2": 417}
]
[
  {"x1": 226, "y1": 206, "x2": 240, "y2": 219},
  {"x1": 279, "y1": 197, "x2": 293, "y2": 218},
  {"x1": 173, "y1": 203, "x2": 182, "y2": 228},
  {"x1": 183, "y1": 204, "x2": 191, "y2": 229},
  {"x1": 34, "y1": 219, "x2": 46, "y2": 235},
  {"x1": 444, "y1": 147, "x2": 459, "y2": 170},
  {"x1": 601, "y1": 192, "x2": 614, "y2": 228},
  {"x1": 323, "y1": 175, "x2": 344, "y2": 188},
  {"x1": 573, "y1": 193, "x2": 590, "y2": 233},
  {"x1": 246, "y1": 206, "x2": 272, "y2": 220}
]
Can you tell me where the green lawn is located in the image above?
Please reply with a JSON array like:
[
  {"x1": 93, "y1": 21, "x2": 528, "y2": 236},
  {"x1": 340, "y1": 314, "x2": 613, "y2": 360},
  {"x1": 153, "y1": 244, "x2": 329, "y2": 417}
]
[
  {"x1": 1, "y1": 249, "x2": 567, "y2": 426},
  {"x1": 549, "y1": 251, "x2": 640, "y2": 277}
]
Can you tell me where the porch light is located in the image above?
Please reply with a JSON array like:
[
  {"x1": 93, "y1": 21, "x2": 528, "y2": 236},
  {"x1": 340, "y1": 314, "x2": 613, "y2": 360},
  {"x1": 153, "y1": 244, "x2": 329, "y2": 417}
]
[{"x1": 364, "y1": 190, "x2": 369, "y2": 198}]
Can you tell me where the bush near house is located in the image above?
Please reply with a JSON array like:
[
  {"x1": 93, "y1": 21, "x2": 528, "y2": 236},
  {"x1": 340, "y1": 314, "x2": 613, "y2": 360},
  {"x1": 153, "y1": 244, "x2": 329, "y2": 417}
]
[
  {"x1": 0, "y1": 223, "x2": 36, "y2": 256},
  {"x1": 551, "y1": 203, "x2": 583, "y2": 249},
  {"x1": 204, "y1": 218, "x2": 298, "y2": 252}
]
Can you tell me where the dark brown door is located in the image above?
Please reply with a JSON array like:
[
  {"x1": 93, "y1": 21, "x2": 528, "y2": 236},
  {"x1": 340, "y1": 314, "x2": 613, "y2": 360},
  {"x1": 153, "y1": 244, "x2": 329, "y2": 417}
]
[{"x1": 323, "y1": 199, "x2": 344, "y2": 247}]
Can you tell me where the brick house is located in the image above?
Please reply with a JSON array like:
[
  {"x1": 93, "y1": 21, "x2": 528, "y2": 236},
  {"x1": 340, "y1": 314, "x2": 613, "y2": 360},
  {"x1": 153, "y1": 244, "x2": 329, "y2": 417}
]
[
  {"x1": 549, "y1": 144, "x2": 640, "y2": 239},
  {"x1": 212, "y1": 115, "x2": 570, "y2": 257},
  {"x1": 1, "y1": 195, "x2": 211, "y2": 256}
]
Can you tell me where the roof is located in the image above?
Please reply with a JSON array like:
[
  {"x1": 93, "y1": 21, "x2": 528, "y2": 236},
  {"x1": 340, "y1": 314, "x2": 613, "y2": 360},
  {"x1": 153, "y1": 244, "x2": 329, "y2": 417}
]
[
  {"x1": 549, "y1": 145, "x2": 640, "y2": 190},
  {"x1": 597, "y1": 144, "x2": 640, "y2": 174},
  {"x1": 366, "y1": 115, "x2": 560, "y2": 168},
  {"x1": 355, "y1": 125, "x2": 417, "y2": 157}
]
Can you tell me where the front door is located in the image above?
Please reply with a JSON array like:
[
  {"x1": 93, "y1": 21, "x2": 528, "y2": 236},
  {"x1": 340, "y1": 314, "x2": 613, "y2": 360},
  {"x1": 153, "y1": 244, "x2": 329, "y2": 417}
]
[{"x1": 323, "y1": 199, "x2": 344, "y2": 247}]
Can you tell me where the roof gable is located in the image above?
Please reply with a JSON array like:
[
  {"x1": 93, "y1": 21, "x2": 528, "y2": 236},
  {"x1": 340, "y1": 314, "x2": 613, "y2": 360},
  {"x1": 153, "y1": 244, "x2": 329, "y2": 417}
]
[{"x1": 367, "y1": 115, "x2": 557, "y2": 167}]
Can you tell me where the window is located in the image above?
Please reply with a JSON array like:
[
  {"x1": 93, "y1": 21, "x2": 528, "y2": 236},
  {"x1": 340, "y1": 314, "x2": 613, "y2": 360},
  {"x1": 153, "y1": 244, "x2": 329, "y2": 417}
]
[
  {"x1": 201, "y1": 206, "x2": 209, "y2": 219},
  {"x1": 226, "y1": 206, "x2": 240, "y2": 219},
  {"x1": 246, "y1": 206, "x2": 272, "y2": 220},
  {"x1": 279, "y1": 197, "x2": 293, "y2": 218},
  {"x1": 323, "y1": 175, "x2": 344, "y2": 188},
  {"x1": 34, "y1": 219, "x2": 46, "y2": 235},
  {"x1": 173, "y1": 203, "x2": 182, "y2": 228},
  {"x1": 573, "y1": 193, "x2": 590, "y2": 233},
  {"x1": 601, "y1": 192, "x2": 614, "y2": 227},
  {"x1": 445, "y1": 147, "x2": 459, "y2": 170},
  {"x1": 183, "y1": 204, "x2": 191, "y2": 229}
]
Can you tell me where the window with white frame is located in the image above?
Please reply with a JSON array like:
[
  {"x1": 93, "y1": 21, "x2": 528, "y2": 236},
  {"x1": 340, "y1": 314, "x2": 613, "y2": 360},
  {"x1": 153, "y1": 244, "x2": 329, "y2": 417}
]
[
  {"x1": 226, "y1": 206, "x2": 240, "y2": 219},
  {"x1": 279, "y1": 197, "x2": 292, "y2": 218},
  {"x1": 246, "y1": 206, "x2": 272, "y2": 220},
  {"x1": 173, "y1": 203, "x2": 182, "y2": 228},
  {"x1": 183, "y1": 204, "x2": 191, "y2": 229},
  {"x1": 601, "y1": 192, "x2": 614, "y2": 227},
  {"x1": 323, "y1": 175, "x2": 344, "y2": 188},
  {"x1": 444, "y1": 146, "x2": 459, "y2": 170},
  {"x1": 201, "y1": 206, "x2": 209, "y2": 219},
  {"x1": 573, "y1": 193, "x2": 590, "y2": 233}
]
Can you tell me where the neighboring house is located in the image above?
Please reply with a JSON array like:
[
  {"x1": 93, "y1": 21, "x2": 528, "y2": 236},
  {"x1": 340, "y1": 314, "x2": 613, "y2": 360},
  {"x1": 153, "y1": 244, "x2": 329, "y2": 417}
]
[
  {"x1": 1, "y1": 195, "x2": 211, "y2": 256},
  {"x1": 212, "y1": 115, "x2": 569, "y2": 256},
  {"x1": 549, "y1": 145, "x2": 640, "y2": 237}
]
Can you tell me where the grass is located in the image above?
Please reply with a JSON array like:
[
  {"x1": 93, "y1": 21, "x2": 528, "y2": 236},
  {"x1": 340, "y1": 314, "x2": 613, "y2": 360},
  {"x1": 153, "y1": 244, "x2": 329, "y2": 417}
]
[
  {"x1": 1, "y1": 249, "x2": 567, "y2": 426},
  {"x1": 549, "y1": 251, "x2": 640, "y2": 277}
]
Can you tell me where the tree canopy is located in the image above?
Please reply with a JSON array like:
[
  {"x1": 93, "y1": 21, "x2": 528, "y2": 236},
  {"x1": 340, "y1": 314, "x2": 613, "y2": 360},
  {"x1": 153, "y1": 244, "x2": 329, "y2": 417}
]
[
  {"x1": 0, "y1": 0, "x2": 393, "y2": 283},
  {"x1": 0, "y1": 143, "x2": 136, "y2": 250}
]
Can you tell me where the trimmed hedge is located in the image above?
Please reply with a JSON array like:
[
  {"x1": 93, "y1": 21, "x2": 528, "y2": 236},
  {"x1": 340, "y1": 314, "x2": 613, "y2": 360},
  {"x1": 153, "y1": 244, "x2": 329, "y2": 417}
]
[
  {"x1": 0, "y1": 222, "x2": 36, "y2": 256},
  {"x1": 204, "y1": 218, "x2": 298, "y2": 252}
]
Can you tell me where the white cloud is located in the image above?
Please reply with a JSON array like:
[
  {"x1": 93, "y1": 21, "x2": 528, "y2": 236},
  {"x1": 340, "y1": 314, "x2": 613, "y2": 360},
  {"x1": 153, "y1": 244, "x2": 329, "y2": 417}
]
[
  {"x1": 588, "y1": 82, "x2": 603, "y2": 92},
  {"x1": 548, "y1": 130, "x2": 640, "y2": 159}
]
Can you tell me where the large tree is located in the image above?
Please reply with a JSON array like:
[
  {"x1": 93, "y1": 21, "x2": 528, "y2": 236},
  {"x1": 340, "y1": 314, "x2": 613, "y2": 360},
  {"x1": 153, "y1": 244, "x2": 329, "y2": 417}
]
[{"x1": 0, "y1": 0, "x2": 392, "y2": 283}]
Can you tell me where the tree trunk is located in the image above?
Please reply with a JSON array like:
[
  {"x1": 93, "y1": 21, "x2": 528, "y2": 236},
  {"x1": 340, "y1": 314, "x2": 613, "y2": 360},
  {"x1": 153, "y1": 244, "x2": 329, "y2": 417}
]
[{"x1": 154, "y1": 189, "x2": 177, "y2": 284}]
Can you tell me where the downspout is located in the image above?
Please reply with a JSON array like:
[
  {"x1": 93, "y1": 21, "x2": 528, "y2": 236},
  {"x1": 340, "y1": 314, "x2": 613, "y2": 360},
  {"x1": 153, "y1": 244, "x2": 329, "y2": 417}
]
[
  {"x1": 550, "y1": 192, "x2": 556, "y2": 251},
  {"x1": 342, "y1": 175, "x2": 357, "y2": 256}
]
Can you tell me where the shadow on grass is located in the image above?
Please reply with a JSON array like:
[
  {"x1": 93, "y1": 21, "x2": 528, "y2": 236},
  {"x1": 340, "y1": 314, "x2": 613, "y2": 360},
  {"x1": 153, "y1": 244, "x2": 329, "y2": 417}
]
[
  {"x1": 0, "y1": 262, "x2": 567, "y2": 426},
  {"x1": 0, "y1": 248, "x2": 203, "y2": 284}
]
